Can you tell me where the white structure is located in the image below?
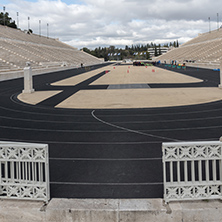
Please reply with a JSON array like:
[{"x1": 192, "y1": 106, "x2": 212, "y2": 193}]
[
  {"x1": 23, "y1": 62, "x2": 34, "y2": 94},
  {"x1": 219, "y1": 61, "x2": 222, "y2": 88},
  {"x1": 0, "y1": 141, "x2": 50, "y2": 202},
  {"x1": 162, "y1": 141, "x2": 222, "y2": 203},
  {"x1": 148, "y1": 47, "x2": 169, "y2": 58}
]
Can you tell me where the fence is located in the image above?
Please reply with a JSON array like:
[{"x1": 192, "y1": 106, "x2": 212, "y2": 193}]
[
  {"x1": 0, "y1": 141, "x2": 50, "y2": 202},
  {"x1": 162, "y1": 141, "x2": 222, "y2": 203}
]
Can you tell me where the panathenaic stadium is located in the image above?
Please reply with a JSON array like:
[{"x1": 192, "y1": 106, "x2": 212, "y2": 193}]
[{"x1": 1, "y1": 24, "x2": 222, "y2": 221}]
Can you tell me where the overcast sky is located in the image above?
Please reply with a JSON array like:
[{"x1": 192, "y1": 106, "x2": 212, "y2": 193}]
[{"x1": 0, "y1": 0, "x2": 221, "y2": 49}]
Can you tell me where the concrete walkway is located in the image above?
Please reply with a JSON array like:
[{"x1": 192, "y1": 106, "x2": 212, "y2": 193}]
[{"x1": 1, "y1": 198, "x2": 222, "y2": 222}]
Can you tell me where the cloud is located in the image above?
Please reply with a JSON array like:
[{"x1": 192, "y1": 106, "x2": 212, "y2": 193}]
[{"x1": 3, "y1": 0, "x2": 221, "y2": 49}]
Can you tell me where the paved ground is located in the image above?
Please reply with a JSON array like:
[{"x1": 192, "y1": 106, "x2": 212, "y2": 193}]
[
  {"x1": 18, "y1": 64, "x2": 222, "y2": 109},
  {"x1": 0, "y1": 63, "x2": 222, "y2": 199},
  {"x1": 2, "y1": 198, "x2": 222, "y2": 222}
]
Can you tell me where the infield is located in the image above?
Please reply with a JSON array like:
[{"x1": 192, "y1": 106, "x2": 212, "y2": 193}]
[{"x1": 18, "y1": 64, "x2": 222, "y2": 109}]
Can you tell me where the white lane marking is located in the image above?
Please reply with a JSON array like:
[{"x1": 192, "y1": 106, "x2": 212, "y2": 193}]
[
  {"x1": 49, "y1": 157, "x2": 162, "y2": 161},
  {"x1": 2, "y1": 112, "x2": 222, "y2": 124},
  {"x1": 50, "y1": 181, "x2": 163, "y2": 185},
  {"x1": 1, "y1": 125, "x2": 221, "y2": 132},
  {"x1": 91, "y1": 110, "x2": 180, "y2": 142},
  {"x1": 8, "y1": 93, "x2": 222, "y2": 117},
  {"x1": 0, "y1": 138, "x2": 162, "y2": 144}
]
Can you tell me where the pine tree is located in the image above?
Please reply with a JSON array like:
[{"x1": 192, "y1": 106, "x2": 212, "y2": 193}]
[
  {"x1": 158, "y1": 44, "x2": 161, "y2": 55},
  {"x1": 154, "y1": 44, "x2": 158, "y2": 57},
  {"x1": 0, "y1": 12, "x2": 17, "y2": 28}
]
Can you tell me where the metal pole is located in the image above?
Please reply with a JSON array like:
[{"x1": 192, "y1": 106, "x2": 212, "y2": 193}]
[
  {"x1": 208, "y1": 17, "x2": 211, "y2": 33},
  {"x1": 17, "y1": 12, "x2": 19, "y2": 28},
  {"x1": 47, "y1": 23, "x2": 49, "y2": 38},
  {"x1": 39, "y1": 20, "x2": 41, "y2": 37},
  {"x1": 3, "y1": 6, "x2": 5, "y2": 26},
  {"x1": 217, "y1": 13, "x2": 219, "y2": 30},
  {"x1": 28, "y1": 17, "x2": 30, "y2": 31}
]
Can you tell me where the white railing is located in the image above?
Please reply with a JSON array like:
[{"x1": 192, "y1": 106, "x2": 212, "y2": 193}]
[
  {"x1": 162, "y1": 141, "x2": 222, "y2": 203},
  {"x1": 0, "y1": 141, "x2": 50, "y2": 202}
]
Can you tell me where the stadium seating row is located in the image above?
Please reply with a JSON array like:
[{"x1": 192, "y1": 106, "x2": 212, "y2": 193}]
[
  {"x1": 0, "y1": 25, "x2": 103, "y2": 72},
  {"x1": 156, "y1": 28, "x2": 222, "y2": 68}
]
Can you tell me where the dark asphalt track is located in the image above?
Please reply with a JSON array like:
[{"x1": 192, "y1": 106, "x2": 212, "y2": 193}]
[{"x1": 0, "y1": 63, "x2": 222, "y2": 199}]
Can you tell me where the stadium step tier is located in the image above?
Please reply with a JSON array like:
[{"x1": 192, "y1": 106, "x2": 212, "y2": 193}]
[
  {"x1": 0, "y1": 25, "x2": 103, "y2": 72},
  {"x1": 155, "y1": 28, "x2": 222, "y2": 69}
]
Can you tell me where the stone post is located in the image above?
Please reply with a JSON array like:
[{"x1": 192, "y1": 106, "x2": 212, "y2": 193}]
[
  {"x1": 23, "y1": 62, "x2": 34, "y2": 94},
  {"x1": 219, "y1": 61, "x2": 222, "y2": 88}
]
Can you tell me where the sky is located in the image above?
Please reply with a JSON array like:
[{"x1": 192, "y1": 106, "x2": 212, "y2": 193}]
[{"x1": 0, "y1": 0, "x2": 221, "y2": 49}]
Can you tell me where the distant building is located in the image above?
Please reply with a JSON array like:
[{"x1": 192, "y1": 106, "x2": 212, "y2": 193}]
[{"x1": 148, "y1": 47, "x2": 170, "y2": 58}]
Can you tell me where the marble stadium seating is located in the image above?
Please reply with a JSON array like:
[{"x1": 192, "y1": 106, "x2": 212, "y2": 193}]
[
  {"x1": 156, "y1": 28, "x2": 222, "y2": 69},
  {"x1": 0, "y1": 25, "x2": 103, "y2": 72}
]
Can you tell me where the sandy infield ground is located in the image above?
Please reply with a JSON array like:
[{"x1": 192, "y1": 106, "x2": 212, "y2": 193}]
[{"x1": 18, "y1": 64, "x2": 222, "y2": 109}]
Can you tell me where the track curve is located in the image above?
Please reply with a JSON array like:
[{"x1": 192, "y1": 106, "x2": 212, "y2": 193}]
[{"x1": 0, "y1": 65, "x2": 222, "y2": 198}]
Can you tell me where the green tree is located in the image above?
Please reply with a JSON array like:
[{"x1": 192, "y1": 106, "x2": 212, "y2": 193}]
[
  {"x1": 0, "y1": 12, "x2": 17, "y2": 29},
  {"x1": 158, "y1": 44, "x2": 162, "y2": 56},
  {"x1": 82, "y1": 47, "x2": 91, "y2": 54},
  {"x1": 176, "y1": 40, "x2": 179, "y2": 47},
  {"x1": 7, "y1": 21, "x2": 17, "y2": 29},
  {"x1": 154, "y1": 44, "x2": 158, "y2": 57}
]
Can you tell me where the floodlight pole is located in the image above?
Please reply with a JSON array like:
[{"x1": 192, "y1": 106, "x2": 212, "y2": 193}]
[
  {"x1": 3, "y1": 6, "x2": 5, "y2": 26},
  {"x1": 17, "y1": 12, "x2": 19, "y2": 28},
  {"x1": 47, "y1": 23, "x2": 48, "y2": 38},
  {"x1": 28, "y1": 17, "x2": 30, "y2": 31},
  {"x1": 208, "y1": 17, "x2": 211, "y2": 33},
  {"x1": 39, "y1": 20, "x2": 41, "y2": 37}
]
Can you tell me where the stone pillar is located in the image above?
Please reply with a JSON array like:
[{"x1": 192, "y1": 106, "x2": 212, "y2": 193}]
[
  {"x1": 23, "y1": 62, "x2": 34, "y2": 94},
  {"x1": 219, "y1": 61, "x2": 222, "y2": 88}
]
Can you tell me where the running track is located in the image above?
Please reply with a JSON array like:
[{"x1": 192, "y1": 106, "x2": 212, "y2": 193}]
[{"x1": 0, "y1": 63, "x2": 221, "y2": 199}]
